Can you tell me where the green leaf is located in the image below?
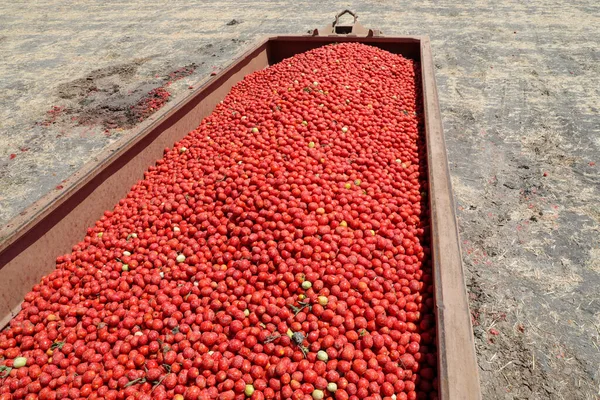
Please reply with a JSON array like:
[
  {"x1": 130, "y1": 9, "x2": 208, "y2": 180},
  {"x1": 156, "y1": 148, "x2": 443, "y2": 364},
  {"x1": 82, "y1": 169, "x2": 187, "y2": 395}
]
[
  {"x1": 0, "y1": 365, "x2": 13, "y2": 379},
  {"x1": 51, "y1": 341, "x2": 66, "y2": 350}
]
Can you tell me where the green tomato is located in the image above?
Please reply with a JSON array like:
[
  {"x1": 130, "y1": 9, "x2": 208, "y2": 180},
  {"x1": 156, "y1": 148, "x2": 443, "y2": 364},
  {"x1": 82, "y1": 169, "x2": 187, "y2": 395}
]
[
  {"x1": 317, "y1": 350, "x2": 328, "y2": 362},
  {"x1": 13, "y1": 357, "x2": 27, "y2": 368}
]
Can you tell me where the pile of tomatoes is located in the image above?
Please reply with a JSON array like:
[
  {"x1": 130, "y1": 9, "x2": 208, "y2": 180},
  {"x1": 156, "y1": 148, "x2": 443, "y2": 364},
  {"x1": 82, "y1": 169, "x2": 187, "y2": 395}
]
[{"x1": 0, "y1": 43, "x2": 437, "y2": 400}]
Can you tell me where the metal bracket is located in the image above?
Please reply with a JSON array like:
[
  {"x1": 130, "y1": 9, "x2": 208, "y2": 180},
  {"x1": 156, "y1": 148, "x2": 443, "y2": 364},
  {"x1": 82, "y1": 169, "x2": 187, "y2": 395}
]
[{"x1": 309, "y1": 10, "x2": 382, "y2": 37}]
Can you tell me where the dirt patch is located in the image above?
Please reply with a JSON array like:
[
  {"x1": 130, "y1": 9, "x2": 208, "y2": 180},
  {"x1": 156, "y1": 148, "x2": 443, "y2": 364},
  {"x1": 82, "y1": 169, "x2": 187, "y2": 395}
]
[
  {"x1": 452, "y1": 118, "x2": 600, "y2": 399},
  {"x1": 68, "y1": 83, "x2": 171, "y2": 129},
  {"x1": 38, "y1": 105, "x2": 67, "y2": 127},
  {"x1": 128, "y1": 87, "x2": 172, "y2": 124},
  {"x1": 469, "y1": 274, "x2": 562, "y2": 399},
  {"x1": 42, "y1": 61, "x2": 198, "y2": 130},
  {"x1": 165, "y1": 65, "x2": 197, "y2": 82},
  {"x1": 56, "y1": 58, "x2": 148, "y2": 100}
]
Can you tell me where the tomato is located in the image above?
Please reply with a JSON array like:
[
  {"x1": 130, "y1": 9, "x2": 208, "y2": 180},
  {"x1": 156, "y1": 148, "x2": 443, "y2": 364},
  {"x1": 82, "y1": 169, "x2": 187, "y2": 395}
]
[{"x1": 0, "y1": 43, "x2": 437, "y2": 399}]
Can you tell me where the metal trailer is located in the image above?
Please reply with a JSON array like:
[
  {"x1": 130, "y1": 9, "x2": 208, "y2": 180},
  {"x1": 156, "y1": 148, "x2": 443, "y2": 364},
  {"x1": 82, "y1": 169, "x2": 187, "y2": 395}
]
[{"x1": 0, "y1": 11, "x2": 481, "y2": 399}]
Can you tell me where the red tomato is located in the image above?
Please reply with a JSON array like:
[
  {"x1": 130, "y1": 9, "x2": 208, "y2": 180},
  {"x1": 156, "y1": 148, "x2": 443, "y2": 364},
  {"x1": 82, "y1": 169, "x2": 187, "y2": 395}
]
[{"x1": 0, "y1": 42, "x2": 437, "y2": 400}]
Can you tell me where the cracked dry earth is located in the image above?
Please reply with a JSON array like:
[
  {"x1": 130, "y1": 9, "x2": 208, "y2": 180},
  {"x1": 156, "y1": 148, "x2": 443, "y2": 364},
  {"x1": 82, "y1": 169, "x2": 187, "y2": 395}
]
[{"x1": 0, "y1": 1, "x2": 599, "y2": 398}]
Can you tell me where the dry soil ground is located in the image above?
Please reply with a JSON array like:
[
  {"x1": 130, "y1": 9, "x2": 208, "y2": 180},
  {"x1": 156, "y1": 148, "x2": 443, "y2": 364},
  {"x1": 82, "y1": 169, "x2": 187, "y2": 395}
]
[{"x1": 0, "y1": 1, "x2": 599, "y2": 399}]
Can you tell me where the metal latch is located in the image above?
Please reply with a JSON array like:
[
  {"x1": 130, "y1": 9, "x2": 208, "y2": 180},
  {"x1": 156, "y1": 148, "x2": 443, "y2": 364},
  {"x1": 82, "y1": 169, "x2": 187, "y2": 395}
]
[{"x1": 309, "y1": 10, "x2": 382, "y2": 37}]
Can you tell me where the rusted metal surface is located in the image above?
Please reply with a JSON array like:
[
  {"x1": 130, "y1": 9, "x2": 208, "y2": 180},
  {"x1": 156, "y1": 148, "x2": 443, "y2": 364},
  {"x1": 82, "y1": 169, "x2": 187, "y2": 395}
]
[
  {"x1": 0, "y1": 14, "x2": 480, "y2": 400},
  {"x1": 419, "y1": 36, "x2": 482, "y2": 400}
]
